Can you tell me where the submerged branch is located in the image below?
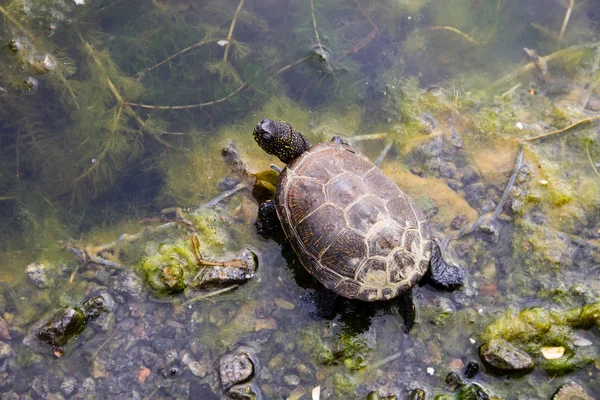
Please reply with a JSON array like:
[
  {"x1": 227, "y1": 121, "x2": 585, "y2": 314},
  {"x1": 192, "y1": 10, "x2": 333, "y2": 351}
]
[
  {"x1": 522, "y1": 116, "x2": 600, "y2": 141},
  {"x1": 124, "y1": 82, "x2": 247, "y2": 109},
  {"x1": 181, "y1": 285, "x2": 239, "y2": 306},
  {"x1": 223, "y1": 0, "x2": 246, "y2": 62}
]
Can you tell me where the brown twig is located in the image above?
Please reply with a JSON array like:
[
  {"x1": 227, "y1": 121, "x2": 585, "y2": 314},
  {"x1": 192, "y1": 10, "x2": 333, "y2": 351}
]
[
  {"x1": 0, "y1": 196, "x2": 16, "y2": 201},
  {"x1": 342, "y1": 0, "x2": 379, "y2": 55},
  {"x1": 522, "y1": 116, "x2": 600, "y2": 141},
  {"x1": 531, "y1": 23, "x2": 560, "y2": 40},
  {"x1": 123, "y1": 82, "x2": 247, "y2": 110},
  {"x1": 223, "y1": 0, "x2": 246, "y2": 62},
  {"x1": 559, "y1": 0, "x2": 575, "y2": 41}
]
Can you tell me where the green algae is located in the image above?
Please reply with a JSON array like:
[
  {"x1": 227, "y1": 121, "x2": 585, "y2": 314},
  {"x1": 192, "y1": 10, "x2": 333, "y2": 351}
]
[{"x1": 481, "y1": 303, "x2": 600, "y2": 376}]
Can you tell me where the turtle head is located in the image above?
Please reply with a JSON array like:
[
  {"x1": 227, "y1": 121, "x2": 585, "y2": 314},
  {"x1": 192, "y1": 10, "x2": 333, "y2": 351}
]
[{"x1": 253, "y1": 118, "x2": 310, "y2": 164}]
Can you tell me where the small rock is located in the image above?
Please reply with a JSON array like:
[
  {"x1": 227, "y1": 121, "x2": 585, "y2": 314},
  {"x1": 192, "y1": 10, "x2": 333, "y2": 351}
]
[
  {"x1": 422, "y1": 136, "x2": 443, "y2": 157},
  {"x1": 464, "y1": 361, "x2": 480, "y2": 379},
  {"x1": 552, "y1": 382, "x2": 593, "y2": 400},
  {"x1": 81, "y1": 377, "x2": 95, "y2": 392},
  {"x1": 138, "y1": 367, "x2": 151, "y2": 384},
  {"x1": 224, "y1": 383, "x2": 259, "y2": 400},
  {"x1": 196, "y1": 249, "x2": 257, "y2": 287},
  {"x1": 283, "y1": 374, "x2": 300, "y2": 386},
  {"x1": 24, "y1": 307, "x2": 86, "y2": 350},
  {"x1": 479, "y1": 338, "x2": 534, "y2": 373},
  {"x1": 0, "y1": 317, "x2": 10, "y2": 341},
  {"x1": 449, "y1": 127, "x2": 464, "y2": 148},
  {"x1": 0, "y1": 342, "x2": 11, "y2": 359},
  {"x1": 82, "y1": 292, "x2": 116, "y2": 332},
  {"x1": 541, "y1": 347, "x2": 565, "y2": 360},
  {"x1": 274, "y1": 298, "x2": 295, "y2": 310},
  {"x1": 60, "y1": 377, "x2": 77, "y2": 396},
  {"x1": 445, "y1": 371, "x2": 463, "y2": 390},
  {"x1": 450, "y1": 214, "x2": 469, "y2": 230},
  {"x1": 25, "y1": 263, "x2": 55, "y2": 289},
  {"x1": 255, "y1": 317, "x2": 277, "y2": 331},
  {"x1": 188, "y1": 361, "x2": 207, "y2": 378},
  {"x1": 113, "y1": 271, "x2": 145, "y2": 299},
  {"x1": 219, "y1": 347, "x2": 257, "y2": 388},
  {"x1": 287, "y1": 386, "x2": 306, "y2": 400}
]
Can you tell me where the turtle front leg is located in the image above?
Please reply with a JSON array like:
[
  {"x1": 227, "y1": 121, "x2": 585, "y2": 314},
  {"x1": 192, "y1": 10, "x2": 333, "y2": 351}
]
[
  {"x1": 255, "y1": 199, "x2": 280, "y2": 237},
  {"x1": 427, "y1": 238, "x2": 465, "y2": 290}
]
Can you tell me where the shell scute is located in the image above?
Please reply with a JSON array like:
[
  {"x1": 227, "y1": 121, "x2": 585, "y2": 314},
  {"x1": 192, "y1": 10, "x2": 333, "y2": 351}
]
[
  {"x1": 345, "y1": 195, "x2": 387, "y2": 235},
  {"x1": 287, "y1": 177, "x2": 326, "y2": 226},
  {"x1": 320, "y1": 230, "x2": 367, "y2": 278},
  {"x1": 294, "y1": 204, "x2": 345, "y2": 257}
]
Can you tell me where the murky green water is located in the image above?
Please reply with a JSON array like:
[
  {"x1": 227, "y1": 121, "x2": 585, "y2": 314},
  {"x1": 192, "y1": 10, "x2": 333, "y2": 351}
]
[{"x1": 0, "y1": 0, "x2": 599, "y2": 399}]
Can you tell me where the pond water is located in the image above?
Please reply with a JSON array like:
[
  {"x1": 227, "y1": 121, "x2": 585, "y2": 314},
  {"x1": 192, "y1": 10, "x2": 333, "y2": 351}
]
[{"x1": 0, "y1": 0, "x2": 599, "y2": 399}]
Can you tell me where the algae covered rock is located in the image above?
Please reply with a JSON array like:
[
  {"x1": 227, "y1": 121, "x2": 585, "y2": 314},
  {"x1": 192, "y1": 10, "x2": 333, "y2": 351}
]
[
  {"x1": 479, "y1": 338, "x2": 534, "y2": 373},
  {"x1": 25, "y1": 307, "x2": 86, "y2": 349},
  {"x1": 219, "y1": 346, "x2": 258, "y2": 390},
  {"x1": 551, "y1": 382, "x2": 593, "y2": 400},
  {"x1": 25, "y1": 262, "x2": 56, "y2": 289},
  {"x1": 480, "y1": 303, "x2": 600, "y2": 376}
]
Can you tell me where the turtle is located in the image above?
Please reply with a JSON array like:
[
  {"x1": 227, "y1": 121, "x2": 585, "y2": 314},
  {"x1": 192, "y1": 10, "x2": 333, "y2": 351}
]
[{"x1": 253, "y1": 118, "x2": 464, "y2": 330}]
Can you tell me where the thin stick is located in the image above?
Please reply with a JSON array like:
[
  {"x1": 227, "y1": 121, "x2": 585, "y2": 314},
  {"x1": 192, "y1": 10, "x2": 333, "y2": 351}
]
[
  {"x1": 124, "y1": 82, "x2": 247, "y2": 110},
  {"x1": 531, "y1": 23, "x2": 560, "y2": 40},
  {"x1": 522, "y1": 116, "x2": 600, "y2": 141},
  {"x1": 456, "y1": 145, "x2": 523, "y2": 239},
  {"x1": 374, "y1": 140, "x2": 393, "y2": 166},
  {"x1": 266, "y1": 56, "x2": 310, "y2": 83},
  {"x1": 181, "y1": 285, "x2": 239, "y2": 306},
  {"x1": 559, "y1": 0, "x2": 575, "y2": 41},
  {"x1": 429, "y1": 26, "x2": 481, "y2": 45},
  {"x1": 138, "y1": 39, "x2": 218, "y2": 79},
  {"x1": 223, "y1": 0, "x2": 246, "y2": 62},
  {"x1": 342, "y1": 0, "x2": 379, "y2": 55},
  {"x1": 586, "y1": 142, "x2": 600, "y2": 179},
  {"x1": 0, "y1": 196, "x2": 16, "y2": 201}
]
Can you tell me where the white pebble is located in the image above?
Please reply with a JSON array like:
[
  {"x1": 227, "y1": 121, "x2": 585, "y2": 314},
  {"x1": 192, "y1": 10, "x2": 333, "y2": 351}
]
[
  {"x1": 469, "y1": 338, "x2": 476, "y2": 344},
  {"x1": 217, "y1": 40, "x2": 229, "y2": 46},
  {"x1": 426, "y1": 367, "x2": 435, "y2": 375},
  {"x1": 515, "y1": 122, "x2": 524, "y2": 130}
]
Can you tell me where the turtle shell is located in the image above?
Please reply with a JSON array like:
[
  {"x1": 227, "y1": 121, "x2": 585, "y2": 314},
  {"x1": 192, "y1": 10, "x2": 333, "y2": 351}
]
[{"x1": 275, "y1": 141, "x2": 433, "y2": 301}]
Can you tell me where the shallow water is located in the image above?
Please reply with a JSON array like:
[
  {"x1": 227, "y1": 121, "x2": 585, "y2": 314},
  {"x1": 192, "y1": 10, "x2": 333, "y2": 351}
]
[{"x1": 0, "y1": 0, "x2": 599, "y2": 399}]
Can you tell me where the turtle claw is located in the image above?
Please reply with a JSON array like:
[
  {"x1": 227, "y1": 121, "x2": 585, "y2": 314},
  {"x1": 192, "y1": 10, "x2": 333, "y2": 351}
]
[{"x1": 428, "y1": 238, "x2": 465, "y2": 291}]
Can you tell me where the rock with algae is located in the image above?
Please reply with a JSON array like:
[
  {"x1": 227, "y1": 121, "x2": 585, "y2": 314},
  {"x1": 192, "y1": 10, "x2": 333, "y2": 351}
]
[
  {"x1": 479, "y1": 303, "x2": 600, "y2": 376},
  {"x1": 552, "y1": 382, "x2": 593, "y2": 400}
]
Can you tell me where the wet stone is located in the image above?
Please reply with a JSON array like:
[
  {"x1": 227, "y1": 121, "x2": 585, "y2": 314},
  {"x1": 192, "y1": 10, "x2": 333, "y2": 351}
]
[
  {"x1": 406, "y1": 389, "x2": 426, "y2": 400},
  {"x1": 465, "y1": 182, "x2": 485, "y2": 207},
  {"x1": 552, "y1": 382, "x2": 593, "y2": 400},
  {"x1": 219, "y1": 348, "x2": 256, "y2": 388},
  {"x1": 25, "y1": 262, "x2": 55, "y2": 289},
  {"x1": 445, "y1": 371, "x2": 463, "y2": 390},
  {"x1": 83, "y1": 292, "x2": 116, "y2": 332},
  {"x1": 422, "y1": 136, "x2": 443, "y2": 157},
  {"x1": 0, "y1": 342, "x2": 11, "y2": 359},
  {"x1": 447, "y1": 179, "x2": 463, "y2": 191},
  {"x1": 479, "y1": 338, "x2": 534, "y2": 373},
  {"x1": 25, "y1": 307, "x2": 86, "y2": 349},
  {"x1": 113, "y1": 271, "x2": 145, "y2": 299},
  {"x1": 439, "y1": 161, "x2": 457, "y2": 179},
  {"x1": 60, "y1": 377, "x2": 77, "y2": 396},
  {"x1": 0, "y1": 391, "x2": 19, "y2": 400},
  {"x1": 224, "y1": 383, "x2": 258, "y2": 400},
  {"x1": 464, "y1": 361, "x2": 480, "y2": 379},
  {"x1": 283, "y1": 374, "x2": 300, "y2": 386}
]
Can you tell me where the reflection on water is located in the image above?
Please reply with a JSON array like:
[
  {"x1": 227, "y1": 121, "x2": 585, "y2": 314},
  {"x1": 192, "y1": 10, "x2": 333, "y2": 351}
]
[{"x1": 0, "y1": 0, "x2": 599, "y2": 398}]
